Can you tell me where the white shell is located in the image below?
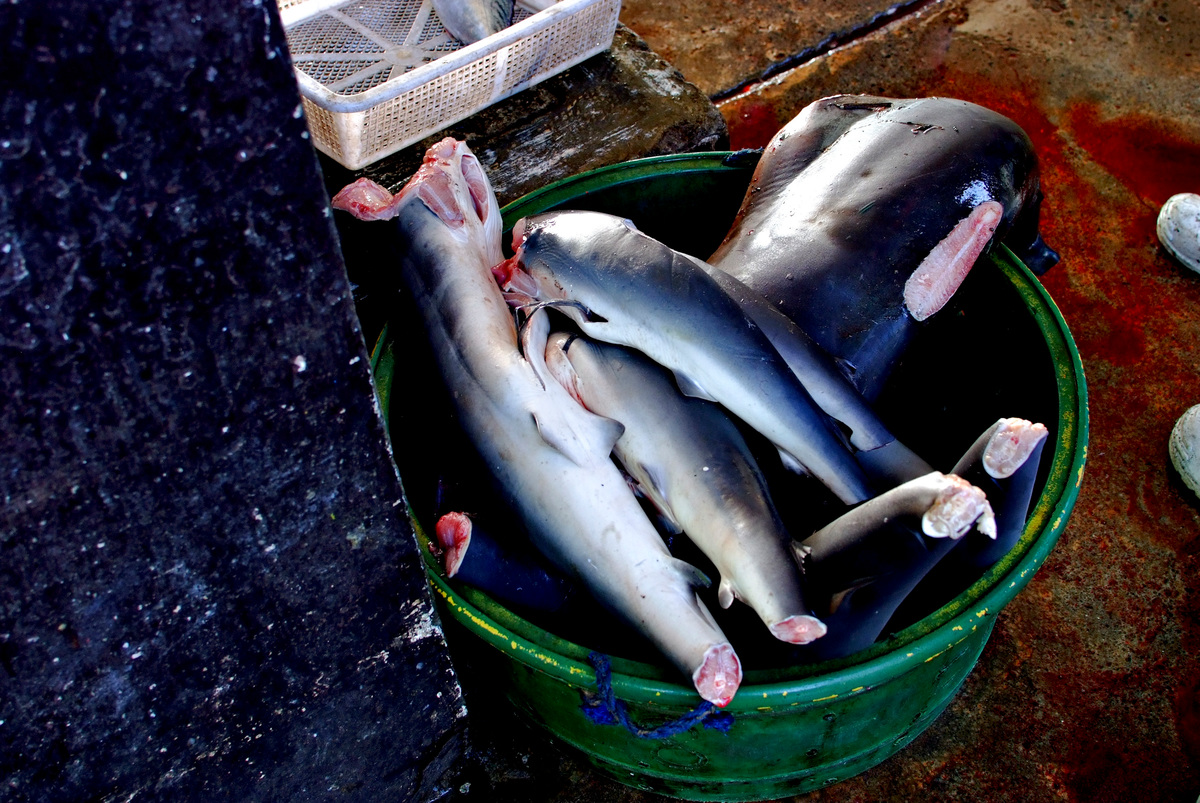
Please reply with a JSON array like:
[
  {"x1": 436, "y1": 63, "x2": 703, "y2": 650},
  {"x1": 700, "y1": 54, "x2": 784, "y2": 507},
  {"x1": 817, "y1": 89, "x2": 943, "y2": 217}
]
[
  {"x1": 1157, "y1": 193, "x2": 1200, "y2": 274},
  {"x1": 1169, "y1": 404, "x2": 1200, "y2": 496}
]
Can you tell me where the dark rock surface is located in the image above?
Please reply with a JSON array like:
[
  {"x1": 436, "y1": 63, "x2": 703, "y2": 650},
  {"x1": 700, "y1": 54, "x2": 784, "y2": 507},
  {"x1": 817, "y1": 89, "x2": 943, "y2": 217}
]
[{"x1": 0, "y1": 0, "x2": 464, "y2": 800}]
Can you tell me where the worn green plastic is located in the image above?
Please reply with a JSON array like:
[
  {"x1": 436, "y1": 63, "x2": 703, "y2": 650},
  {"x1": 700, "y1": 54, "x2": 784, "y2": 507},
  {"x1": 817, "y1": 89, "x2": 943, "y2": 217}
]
[{"x1": 370, "y1": 153, "x2": 1088, "y2": 801}]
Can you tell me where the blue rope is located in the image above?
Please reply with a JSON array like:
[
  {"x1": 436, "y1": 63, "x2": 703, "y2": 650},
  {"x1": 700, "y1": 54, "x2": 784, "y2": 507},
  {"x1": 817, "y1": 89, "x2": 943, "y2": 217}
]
[{"x1": 582, "y1": 652, "x2": 733, "y2": 738}]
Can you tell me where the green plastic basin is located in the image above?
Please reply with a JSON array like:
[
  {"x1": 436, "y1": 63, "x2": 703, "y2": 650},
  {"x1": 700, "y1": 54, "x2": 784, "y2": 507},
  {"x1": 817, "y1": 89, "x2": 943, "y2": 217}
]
[{"x1": 371, "y1": 152, "x2": 1088, "y2": 801}]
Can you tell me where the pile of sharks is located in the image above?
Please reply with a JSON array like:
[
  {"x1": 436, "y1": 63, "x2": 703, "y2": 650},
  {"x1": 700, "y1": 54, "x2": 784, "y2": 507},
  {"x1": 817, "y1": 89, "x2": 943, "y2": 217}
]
[{"x1": 332, "y1": 95, "x2": 1060, "y2": 707}]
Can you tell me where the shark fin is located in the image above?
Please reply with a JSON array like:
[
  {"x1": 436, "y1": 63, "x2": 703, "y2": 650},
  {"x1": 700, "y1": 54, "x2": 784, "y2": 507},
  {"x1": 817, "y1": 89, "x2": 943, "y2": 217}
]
[
  {"x1": 525, "y1": 306, "x2": 624, "y2": 467},
  {"x1": 717, "y1": 577, "x2": 737, "y2": 609},
  {"x1": 532, "y1": 407, "x2": 624, "y2": 469},
  {"x1": 777, "y1": 448, "x2": 809, "y2": 476},
  {"x1": 672, "y1": 558, "x2": 711, "y2": 590},
  {"x1": 672, "y1": 370, "x2": 719, "y2": 402},
  {"x1": 632, "y1": 461, "x2": 682, "y2": 532}
]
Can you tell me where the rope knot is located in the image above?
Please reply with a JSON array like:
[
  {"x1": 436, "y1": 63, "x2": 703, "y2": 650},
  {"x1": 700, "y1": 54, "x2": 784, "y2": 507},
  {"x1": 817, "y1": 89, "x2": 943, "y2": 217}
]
[{"x1": 581, "y1": 652, "x2": 733, "y2": 738}]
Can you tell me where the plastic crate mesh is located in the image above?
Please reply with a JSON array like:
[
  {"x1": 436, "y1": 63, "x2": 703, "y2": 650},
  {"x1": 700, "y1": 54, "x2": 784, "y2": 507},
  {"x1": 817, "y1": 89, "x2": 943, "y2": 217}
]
[{"x1": 281, "y1": 0, "x2": 621, "y2": 168}]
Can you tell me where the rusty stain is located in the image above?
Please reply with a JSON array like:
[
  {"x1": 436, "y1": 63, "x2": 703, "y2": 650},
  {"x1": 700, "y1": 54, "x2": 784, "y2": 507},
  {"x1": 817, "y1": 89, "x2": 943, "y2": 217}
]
[{"x1": 1065, "y1": 102, "x2": 1200, "y2": 209}]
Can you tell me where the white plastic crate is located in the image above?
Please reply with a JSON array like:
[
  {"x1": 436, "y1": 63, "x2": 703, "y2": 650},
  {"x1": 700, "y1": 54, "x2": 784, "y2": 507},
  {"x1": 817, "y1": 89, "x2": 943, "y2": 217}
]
[{"x1": 279, "y1": 0, "x2": 622, "y2": 169}]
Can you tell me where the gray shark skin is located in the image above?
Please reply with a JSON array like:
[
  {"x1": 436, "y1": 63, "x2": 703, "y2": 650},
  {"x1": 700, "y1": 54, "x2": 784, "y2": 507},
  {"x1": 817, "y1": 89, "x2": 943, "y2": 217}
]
[
  {"x1": 683, "y1": 253, "x2": 936, "y2": 485},
  {"x1": 331, "y1": 139, "x2": 742, "y2": 706},
  {"x1": 796, "y1": 417, "x2": 1046, "y2": 660},
  {"x1": 432, "y1": 511, "x2": 577, "y2": 614},
  {"x1": 496, "y1": 209, "x2": 876, "y2": 505},
  {"x1": 546, "y1": 332, "x2": 826, "y2": 645},
  {"x1": 710, "y1": 94, "x2": 1058, "y2": 400},
  {"x1": 795, "y1": 471, "x2": 995, "y2": 660}
]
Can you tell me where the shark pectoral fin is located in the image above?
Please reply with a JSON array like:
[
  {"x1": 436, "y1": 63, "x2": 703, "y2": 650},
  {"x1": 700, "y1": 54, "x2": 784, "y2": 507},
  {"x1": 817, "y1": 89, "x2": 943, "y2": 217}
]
[
  {"x1": 672, "y1": 370, "x2": 719, "y2": 402},
  {"x1": 532, "y1": 406, "x2": 625, "y2": 469},
  {"x1": 526, "y1": 305, "x2": 625, "y2": 466},
  {"x1": 652, "y1": 510, "x2": 685, "y2": 535},
  {"x1": 519, "y1": 305, "x2": 558, "y2": 389},
  {"x1": 829, "y1": 418, "x2": 856, "y2": 452},
  {"x1": 777, "y1": 448, "x2": 810, "y2": 476},
  {"x1": 834, "y1": 355, "x2": 858, "y2": 384},
  {"x1": 634, "y1": 461, "x2": 683, "y2": 532},
  {"x1": 717, "y1": 577, "x2": 737, "y2": 609},
  {"x1": 672, "y1": 558, "x2": 712, "y2": 590},
  {"x1": 622, "y1": 463, "x2": 683, "y2": 533}
]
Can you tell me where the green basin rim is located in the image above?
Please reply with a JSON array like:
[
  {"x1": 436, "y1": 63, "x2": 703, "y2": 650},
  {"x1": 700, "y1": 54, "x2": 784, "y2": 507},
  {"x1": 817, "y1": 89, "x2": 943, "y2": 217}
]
[
  {"x1": 381, "y1": 151, "x2": 1089, "y2": 711},
  {"x1": 569, "y1": 629, "x2": 986, "y2": 789},
  {"x1": 498, "y1": 150, "x2": 753, "y2": 229}
]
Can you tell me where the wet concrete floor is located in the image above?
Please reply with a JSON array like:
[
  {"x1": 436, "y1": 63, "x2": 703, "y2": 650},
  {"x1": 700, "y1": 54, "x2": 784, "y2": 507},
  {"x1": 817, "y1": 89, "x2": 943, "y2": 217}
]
[{"x1": 440, "y1": 1, "x2": 1200, "y2": 800}]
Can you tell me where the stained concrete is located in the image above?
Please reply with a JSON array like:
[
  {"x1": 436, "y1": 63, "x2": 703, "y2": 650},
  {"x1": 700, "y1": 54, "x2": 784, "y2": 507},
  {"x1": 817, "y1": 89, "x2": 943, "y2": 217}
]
[
  {"x1": 433, "y1": 0, "x2": 1200, "y2": 800},
  {"x1": 618, "y1": 0, "x2": 925, "y2": 99}
]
